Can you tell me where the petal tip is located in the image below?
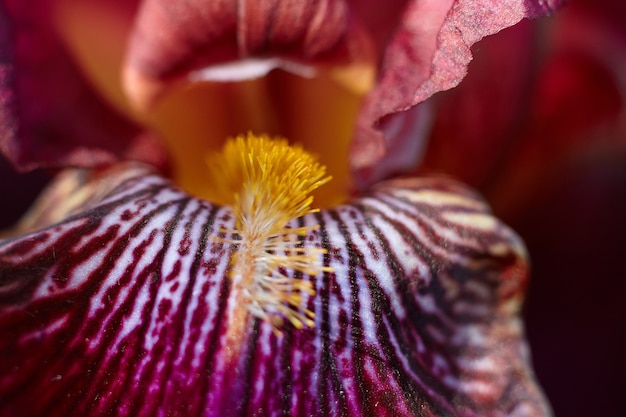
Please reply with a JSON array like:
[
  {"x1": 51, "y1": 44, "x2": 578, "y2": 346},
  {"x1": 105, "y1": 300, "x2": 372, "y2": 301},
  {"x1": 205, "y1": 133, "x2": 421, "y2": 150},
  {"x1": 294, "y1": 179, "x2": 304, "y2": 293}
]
[{"x1": 121, "y1": 65, "x2": 167, "y2": 113}]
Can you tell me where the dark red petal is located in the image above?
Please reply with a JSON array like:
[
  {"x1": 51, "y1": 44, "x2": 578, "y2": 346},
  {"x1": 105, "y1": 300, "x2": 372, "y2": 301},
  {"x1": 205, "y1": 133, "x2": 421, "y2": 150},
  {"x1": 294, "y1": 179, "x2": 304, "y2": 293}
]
[
  {"x1": 419, "y1": 19, "x2": 538, "y2": 189},
  {"x1": 0, "y1": 164, "x2": 549, "y2": 415},
  {"x1": 0, "y1": 0, "x2": 166, "y2": 171},
  {"x1": 422, "y1": 0, "x2": 625, "y2": 218},
  {"x1": 351, "y1": 0, "x2": 566, "y2": 185},
  {"x1": 418, "y1": 1, "x2": 626, "y2": 413},
  {"x1": 123, "y1": 0, "x2": 371, "y2": 109}
]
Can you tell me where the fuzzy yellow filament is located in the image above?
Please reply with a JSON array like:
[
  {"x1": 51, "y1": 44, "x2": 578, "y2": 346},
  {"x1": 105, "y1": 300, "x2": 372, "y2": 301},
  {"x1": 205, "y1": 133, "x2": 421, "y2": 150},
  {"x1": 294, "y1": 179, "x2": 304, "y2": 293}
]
[{"x1": 206, "y1": 133, "x2": 333, "y2": 336}]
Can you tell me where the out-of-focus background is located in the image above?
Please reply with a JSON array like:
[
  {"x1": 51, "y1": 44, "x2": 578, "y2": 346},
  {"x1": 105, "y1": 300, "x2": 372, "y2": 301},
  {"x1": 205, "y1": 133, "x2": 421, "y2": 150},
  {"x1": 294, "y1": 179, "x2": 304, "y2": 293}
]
[{"x1": 1, "y1": 0, "x2": 624, "y2": 415}]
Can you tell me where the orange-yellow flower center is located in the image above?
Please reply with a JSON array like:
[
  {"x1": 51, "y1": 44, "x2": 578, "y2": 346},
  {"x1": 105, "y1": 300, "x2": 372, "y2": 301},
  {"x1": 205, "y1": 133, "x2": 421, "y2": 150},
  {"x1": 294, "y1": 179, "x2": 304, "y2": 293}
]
[
  {"x1": 53, "y1": 0, "x2": 370, "y2": 208},
  {"x1": 206, "y1": 133, "x2": 331, "y2": 228}
]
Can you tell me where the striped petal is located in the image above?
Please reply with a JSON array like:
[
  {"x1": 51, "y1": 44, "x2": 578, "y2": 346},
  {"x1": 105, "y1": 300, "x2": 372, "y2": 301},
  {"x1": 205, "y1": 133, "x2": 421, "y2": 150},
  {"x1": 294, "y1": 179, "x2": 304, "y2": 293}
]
[{"x1": 0, "y1": 164, "x2": 549, "y2": 416}]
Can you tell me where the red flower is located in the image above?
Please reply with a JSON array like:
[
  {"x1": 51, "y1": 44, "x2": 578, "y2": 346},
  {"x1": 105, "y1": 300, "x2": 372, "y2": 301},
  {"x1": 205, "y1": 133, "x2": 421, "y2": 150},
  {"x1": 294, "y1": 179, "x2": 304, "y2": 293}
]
[{"x1": 0, "y1": 1, "x2": 566, "y2": 415}]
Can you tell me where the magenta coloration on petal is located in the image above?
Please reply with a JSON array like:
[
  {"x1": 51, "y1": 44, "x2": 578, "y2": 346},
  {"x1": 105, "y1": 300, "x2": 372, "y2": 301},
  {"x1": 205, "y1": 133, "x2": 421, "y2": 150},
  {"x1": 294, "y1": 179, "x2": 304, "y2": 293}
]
[
  {"x1": 0, "y1": 164, "x2": 549, "y2": 416},
  {"x1": 351, "y1": 0, "x2": 567, "y2": 185},
  {"x1": 0, "y1": 0, "x2": 166, "y2": 172}
]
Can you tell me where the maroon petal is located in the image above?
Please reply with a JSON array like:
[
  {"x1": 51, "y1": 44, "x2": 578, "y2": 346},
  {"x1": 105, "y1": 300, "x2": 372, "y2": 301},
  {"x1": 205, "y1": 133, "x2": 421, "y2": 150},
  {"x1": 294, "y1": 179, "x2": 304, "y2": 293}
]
[
  {"x1": 351, "y1": 0, "x2": 565, "y2": 184},
  {"x1": 0, "y1": 164, "x2": 549, "y2": 415},
  {"x1": 419, "y1": 19, "x2": 539, "y2": 190},
  {"x1": 422, "y1": 0, "x2": 625, "y2": 218},
  {"x1": 414, "y1": 1, "x2": 626, "y2": 412},
  {"x1": 0, "y1": 0, "x2": 166, "y2": 171},
  {"x1": 122, "y1": 0, "x2": 373, "y2": 109}
]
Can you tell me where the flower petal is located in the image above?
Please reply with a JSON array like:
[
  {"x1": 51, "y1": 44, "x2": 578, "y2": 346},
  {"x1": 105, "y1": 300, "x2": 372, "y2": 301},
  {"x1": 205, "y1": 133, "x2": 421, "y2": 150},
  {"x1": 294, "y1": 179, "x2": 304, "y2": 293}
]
[
  {"x1": 0, "y1": 0, "x2": 166, "y2": 171},
  {"x1": 419, "y1": 19, "x2": 538, "y2": 189},
  {"x1": 415, "y1": 1, "x2": 626, "y2": 413},
  {"x1": 351, "y1": 0, "x2": 566, "y2": 184},
  {"x1": 422, "y1": 0, "x2": 626, "y2": 218},
  {"x1": 122, "y1": 0, "x2": 373, "y2": 110},
  {"x1": 0, "y1": 164, "x2": 549, "y2": 416}
]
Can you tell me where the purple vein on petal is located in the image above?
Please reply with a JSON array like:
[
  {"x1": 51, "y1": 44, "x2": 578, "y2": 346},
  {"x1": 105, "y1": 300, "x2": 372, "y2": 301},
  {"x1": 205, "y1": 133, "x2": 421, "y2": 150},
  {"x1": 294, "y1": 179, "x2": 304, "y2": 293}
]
[{"x1": 0, "y1": 164, "x2": 549, "y2": 416}]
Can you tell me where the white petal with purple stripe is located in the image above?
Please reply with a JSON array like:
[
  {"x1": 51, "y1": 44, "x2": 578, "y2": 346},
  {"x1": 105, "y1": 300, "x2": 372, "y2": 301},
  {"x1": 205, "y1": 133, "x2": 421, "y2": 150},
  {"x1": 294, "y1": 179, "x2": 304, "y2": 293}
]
[{"x1": 0, "y1": 163, "x2": 550, "y2": 416}]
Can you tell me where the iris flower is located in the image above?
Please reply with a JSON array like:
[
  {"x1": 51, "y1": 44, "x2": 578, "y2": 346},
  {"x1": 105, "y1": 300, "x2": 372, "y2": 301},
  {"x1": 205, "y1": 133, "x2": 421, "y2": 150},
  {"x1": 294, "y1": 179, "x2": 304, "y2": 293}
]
[{"x1": 0, "y1": 0, "x2": 563, "y2": 415}]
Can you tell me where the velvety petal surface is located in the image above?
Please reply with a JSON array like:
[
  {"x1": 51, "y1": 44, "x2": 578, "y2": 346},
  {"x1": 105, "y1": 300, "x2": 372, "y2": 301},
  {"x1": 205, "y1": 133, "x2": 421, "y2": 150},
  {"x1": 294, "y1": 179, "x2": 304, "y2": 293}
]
[
  {"x1": 0, "y1": 0, "x2": 166, "y2": 171},
  {"x1": 122, "y1": 0, "x2": 373, "y2": 107},
  {"x1": 351, "y1": 0, "x2": 565, "y2": 184},
  {"x1": 0, "y1": 164, "x2": 549, "y2": 416},
  {"x1": 416, "y1": 0, "x2": 626, "y2": 414},
  {"x1": 421, "y1": 0, "x2": 625, "y2": 219}
]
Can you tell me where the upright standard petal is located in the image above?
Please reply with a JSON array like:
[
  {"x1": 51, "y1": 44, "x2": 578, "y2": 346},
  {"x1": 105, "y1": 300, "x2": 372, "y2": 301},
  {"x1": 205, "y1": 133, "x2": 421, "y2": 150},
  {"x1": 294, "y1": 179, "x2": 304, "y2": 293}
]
[
  {"x1": 0, "y1": 164, "x2": 549, "y2": 416},
  {"x1": 122, "y1": 0, "x2": 373, "y2": 109},
  {"x1": 0, "y1": 0, "x2": 165, "y2": 171},
  {"x1": 352, "y1": 0, "x2": 566, "y2": 184}
]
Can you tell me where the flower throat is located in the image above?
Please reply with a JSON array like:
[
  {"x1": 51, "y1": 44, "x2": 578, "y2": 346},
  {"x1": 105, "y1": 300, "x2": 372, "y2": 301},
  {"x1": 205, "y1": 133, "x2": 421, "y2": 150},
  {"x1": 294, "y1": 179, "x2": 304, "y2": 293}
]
[{"x1": 206, "y1": 133, "x2": 333, "y2": 335}]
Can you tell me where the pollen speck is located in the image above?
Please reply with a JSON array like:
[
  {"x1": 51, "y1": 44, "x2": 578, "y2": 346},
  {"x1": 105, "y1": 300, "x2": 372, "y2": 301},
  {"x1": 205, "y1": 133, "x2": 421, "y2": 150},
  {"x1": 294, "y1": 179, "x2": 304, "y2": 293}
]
[{"x1": 206, "y1": 133, "x2": 333, "y2": 335}]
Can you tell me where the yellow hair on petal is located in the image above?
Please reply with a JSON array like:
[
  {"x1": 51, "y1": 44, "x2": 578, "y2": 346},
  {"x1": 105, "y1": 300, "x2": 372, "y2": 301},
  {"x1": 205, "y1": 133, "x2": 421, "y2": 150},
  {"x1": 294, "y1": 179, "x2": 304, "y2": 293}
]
[
  {"x1": 207, "y1": 133, "x2": 330, "y2": 232},
  {"x1": 206, "y1": 133, "x2": 333, "y2": 335}
]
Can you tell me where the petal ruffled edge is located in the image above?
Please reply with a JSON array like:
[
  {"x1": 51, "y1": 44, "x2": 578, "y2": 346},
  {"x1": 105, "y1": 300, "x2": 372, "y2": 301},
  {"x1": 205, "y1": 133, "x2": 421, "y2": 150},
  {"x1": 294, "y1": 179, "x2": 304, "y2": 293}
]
[{"x1": 350, "y1": 0, "x2": 566, "y2": 185}]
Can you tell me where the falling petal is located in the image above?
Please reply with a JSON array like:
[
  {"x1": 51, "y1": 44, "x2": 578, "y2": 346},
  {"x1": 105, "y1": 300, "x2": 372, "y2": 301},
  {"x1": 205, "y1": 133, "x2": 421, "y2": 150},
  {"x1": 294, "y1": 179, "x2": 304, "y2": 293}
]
[{"x1": 1, "y1": 163, "x2": 549, "y2": 416}]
